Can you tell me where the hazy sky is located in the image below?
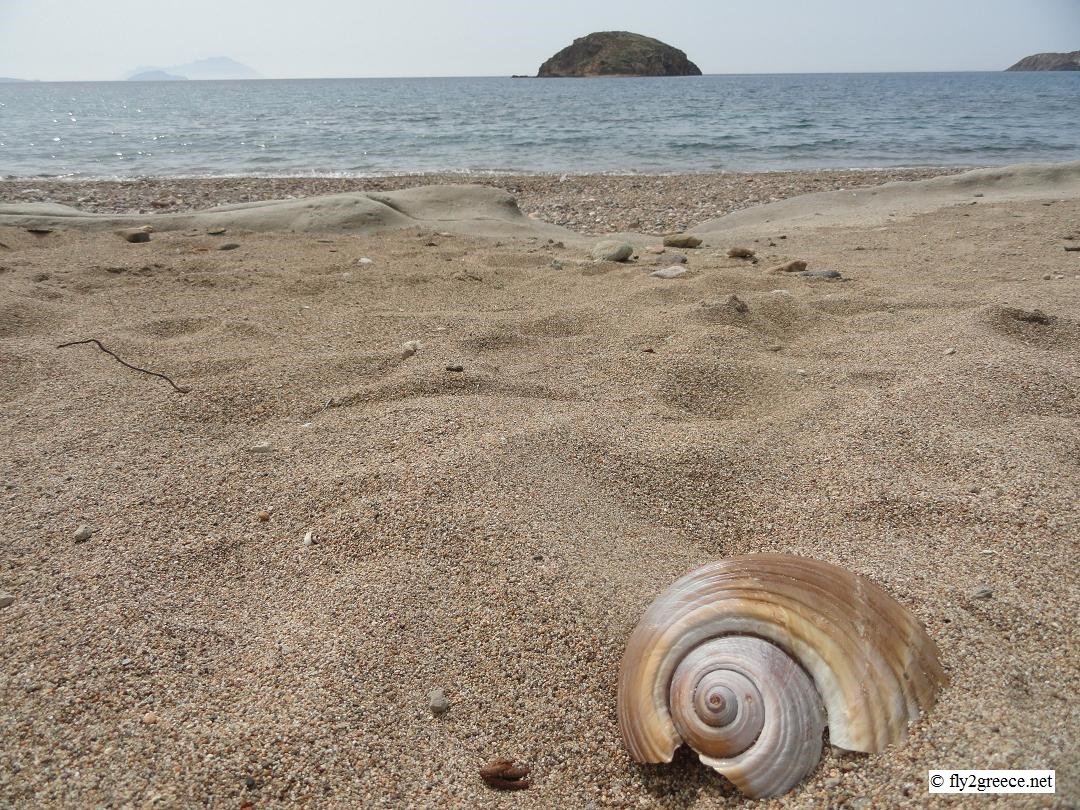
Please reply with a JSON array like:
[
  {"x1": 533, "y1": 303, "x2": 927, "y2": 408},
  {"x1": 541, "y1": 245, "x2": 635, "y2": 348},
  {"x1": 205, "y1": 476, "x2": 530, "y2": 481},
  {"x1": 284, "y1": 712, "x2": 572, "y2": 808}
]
[{"x1": 1, "y1": 0, "x2": 1079, "y2": 80}]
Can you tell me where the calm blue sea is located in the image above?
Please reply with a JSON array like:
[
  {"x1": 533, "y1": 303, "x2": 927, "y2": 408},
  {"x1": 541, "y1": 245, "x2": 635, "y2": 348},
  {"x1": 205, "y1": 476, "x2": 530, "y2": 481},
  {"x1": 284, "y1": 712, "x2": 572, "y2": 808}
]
[{"x1": 0, "y1": 73, "x2": 1077, "y2": 178}]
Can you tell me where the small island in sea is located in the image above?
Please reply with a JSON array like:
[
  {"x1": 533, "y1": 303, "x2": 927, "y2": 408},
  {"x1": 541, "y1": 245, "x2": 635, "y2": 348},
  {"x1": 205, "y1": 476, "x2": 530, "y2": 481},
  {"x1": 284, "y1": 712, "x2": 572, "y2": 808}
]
[{"x1": 537, "y1": 31, "x2": 701, "y2": 77}]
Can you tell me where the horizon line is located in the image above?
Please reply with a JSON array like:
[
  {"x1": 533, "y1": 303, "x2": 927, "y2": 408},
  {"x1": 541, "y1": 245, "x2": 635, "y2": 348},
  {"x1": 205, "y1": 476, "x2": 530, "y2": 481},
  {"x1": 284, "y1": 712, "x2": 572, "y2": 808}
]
[{"x1": 2, "y1": 68, "x2": 1032, "y2": 83}]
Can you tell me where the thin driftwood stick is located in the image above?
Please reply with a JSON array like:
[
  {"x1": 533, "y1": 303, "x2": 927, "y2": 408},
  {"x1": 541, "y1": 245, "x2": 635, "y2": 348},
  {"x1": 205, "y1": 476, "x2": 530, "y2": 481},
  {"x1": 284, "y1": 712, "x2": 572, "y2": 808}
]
[{"x1": 57, "y1": 338, "x2": 190, "y2": 394}]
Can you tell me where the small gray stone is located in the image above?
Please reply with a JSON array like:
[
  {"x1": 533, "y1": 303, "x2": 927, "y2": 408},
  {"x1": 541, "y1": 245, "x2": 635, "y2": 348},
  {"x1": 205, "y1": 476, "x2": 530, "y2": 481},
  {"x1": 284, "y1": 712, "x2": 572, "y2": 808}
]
[
  {"x1": 726, "y1": 294, "x2": 749, "y2": 313},
  {"x1": 944, "y1": 348, "x2": 957, "y2": 356},
  {"x1": 218, "y1": 242, "x2": 241, "y2": 251},
  {"x1": 74, "y1": 524, "x2": 93, "y2": 543},
  {"x1": 591, "y1": 240, "x2": 633, "y2": 262},
  {"x1": 445, "y1": 365, "x2": 464, "y2": 373},
  {"x1": 249, "y1": 442, "x2": 273, "y2": 454},
  {"x1": 207, "y1": 228, "x2": 227, "y2": 235},
  {"x1": 550, "y1": 259, "x2": 563, "y2": 270},
  {"x1": 428, "y1": 688, "x2": 450, "y2": 716},
  {"x1": 0, "y1": 594, "x2": 14, "y2": 609},
  {"x1": 824, "y1": 776, "x2": 842, "y2": 788},
  {"x1": 651, "y1": 266, "x2": 687, "y2": 279},
  {"x1": 970, "y1": 585, "x2": 994, "y2": 600},
  {"x1": 663, "y1": 234, "x2": 702, "y2": 249},
  {"x1": 655, "y1": 253, "x2": 687, "y2": 266},
  {"x1": 401, "y1": 340, "x2": 421, "y2": 359}
]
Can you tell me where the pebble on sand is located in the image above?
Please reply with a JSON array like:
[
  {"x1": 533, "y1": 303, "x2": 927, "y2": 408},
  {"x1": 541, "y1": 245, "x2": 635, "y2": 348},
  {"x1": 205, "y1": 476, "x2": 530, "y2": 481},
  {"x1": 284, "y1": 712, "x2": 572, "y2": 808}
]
[
  {"x1": 663, "y1": 234, "x2": 702, "y2": 249},
  {"x1": 727, "y1": 246, "x2": 756, "y2": 259},
  {"x1": 970, "y1": 585, "x2": 994, "y2": 600},
  {"x1": 799, "y1": 269, "x2": 843, "y2": 280},
  {"x1": 218, "y1": 242, "x2": 241, "y2": 251},
  {"x1": 726, "y1": 294, "x2": 749, "y2": 313},
  {"x1": 591, "y1": 240, "x2": 633, "y2": 262},
  {"x1": 944, "y1": 348, "x2": 957, "y2": 356},
  {"x1": 257, "y1": 511, "x2": 271, "y2": 522},
  {"x1": 446, "y1": 365, "x2": 465, "y2": 373},
  {"x1": 644, "y1": 245, "x2": 666, "y2": 254},
  {"x1": 142, "y1": 711, "x2": 158, "y2": 725},
  {"x1": 74, "y1": 524, "x2": 93, "y2": 543},
  {"x1": 357, "y1": 257, "x2": 374, "y2": 265},
  {"x1": 249, "y1": 442, "x2": 273, "y2": 454},
  {"x1": 651, "y1": 266, "x2": 687, "y2": 279},
  {"x1": 0, "y1": 594, "x2": 14, "y2": 609},
  {"x1": 656, "y1": 253, "x2": 687, "y2": 265},
  {"x1": 769, "y1": 260, "x2": 809, "y2": 273},
  {"x1": 428, "y1": 688, "x2": 450, "y2": 716},
  {"x1": 401, "y1": 340, "x2": 422, "y2": 359},
  {"x1": 303, "y1": 530, "x2": 315, "y2": 546}
]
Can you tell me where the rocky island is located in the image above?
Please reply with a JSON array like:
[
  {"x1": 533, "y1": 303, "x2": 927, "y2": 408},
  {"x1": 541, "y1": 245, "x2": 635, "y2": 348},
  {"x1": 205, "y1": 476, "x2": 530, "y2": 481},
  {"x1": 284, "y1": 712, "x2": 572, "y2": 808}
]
[
  {"x1": 537, "y1": 31, "x2": 701, "y2": 77},
  {"x1": 1006, "y1": 50, "x2": 1080, "y2": 70}
]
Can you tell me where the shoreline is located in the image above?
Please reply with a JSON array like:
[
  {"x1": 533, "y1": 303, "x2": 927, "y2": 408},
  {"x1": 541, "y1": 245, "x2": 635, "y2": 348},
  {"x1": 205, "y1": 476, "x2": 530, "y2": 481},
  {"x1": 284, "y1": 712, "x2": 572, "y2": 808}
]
[{"x1": 0, "y1": 167, "x2": 964, "y2": 234}]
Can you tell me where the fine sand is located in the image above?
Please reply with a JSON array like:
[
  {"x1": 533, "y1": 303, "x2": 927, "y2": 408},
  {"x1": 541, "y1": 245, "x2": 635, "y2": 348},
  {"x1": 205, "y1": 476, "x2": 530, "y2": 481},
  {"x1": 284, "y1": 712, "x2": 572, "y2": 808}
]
[{"x1": 1, "y1": 165, "x2": 1078, "y2": 808}]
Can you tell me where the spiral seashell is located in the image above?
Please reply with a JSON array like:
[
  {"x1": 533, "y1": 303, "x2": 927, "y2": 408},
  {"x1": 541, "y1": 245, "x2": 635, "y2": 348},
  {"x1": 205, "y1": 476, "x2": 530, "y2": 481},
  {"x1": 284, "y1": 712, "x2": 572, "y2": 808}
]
[{"x1": 617, "y1": 554, "x2": 946, "y2": 798}]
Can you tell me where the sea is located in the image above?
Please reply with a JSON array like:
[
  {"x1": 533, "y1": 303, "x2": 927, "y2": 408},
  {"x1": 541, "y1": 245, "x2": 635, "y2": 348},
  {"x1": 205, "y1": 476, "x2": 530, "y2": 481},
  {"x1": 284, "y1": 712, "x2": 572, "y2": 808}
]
[{"x1": 0, "y1": 72, "x2": 1077, "y2": 178}]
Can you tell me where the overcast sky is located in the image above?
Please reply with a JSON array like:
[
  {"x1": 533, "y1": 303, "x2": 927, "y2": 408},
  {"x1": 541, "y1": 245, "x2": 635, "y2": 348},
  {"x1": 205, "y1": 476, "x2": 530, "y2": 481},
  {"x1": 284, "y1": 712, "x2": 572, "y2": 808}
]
[{"x1": 1, "y1": 0, "x2": 1078, "y2": 80}]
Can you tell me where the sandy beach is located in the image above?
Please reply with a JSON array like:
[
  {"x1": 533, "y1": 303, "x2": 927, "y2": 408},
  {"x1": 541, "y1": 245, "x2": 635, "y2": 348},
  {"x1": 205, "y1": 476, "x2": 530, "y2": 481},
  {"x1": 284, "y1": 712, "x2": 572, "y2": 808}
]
[{"x1": 1, "y1": 166, "x2": 1078, "y2": 808}]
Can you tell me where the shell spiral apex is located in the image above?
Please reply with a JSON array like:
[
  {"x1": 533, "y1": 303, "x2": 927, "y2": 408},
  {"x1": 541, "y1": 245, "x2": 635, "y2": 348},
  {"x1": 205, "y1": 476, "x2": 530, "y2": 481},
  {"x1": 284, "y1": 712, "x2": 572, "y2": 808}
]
[{"x1": 616, "y1": 554, "x2": 946, "y2": 798}]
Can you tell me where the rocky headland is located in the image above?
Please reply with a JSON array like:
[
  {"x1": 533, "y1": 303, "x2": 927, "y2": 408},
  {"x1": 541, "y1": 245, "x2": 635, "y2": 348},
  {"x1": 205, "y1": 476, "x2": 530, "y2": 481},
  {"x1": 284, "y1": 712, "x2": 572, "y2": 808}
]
[{"x1": 1006, "y1": 50, "x2": 1080, "y2": 70}]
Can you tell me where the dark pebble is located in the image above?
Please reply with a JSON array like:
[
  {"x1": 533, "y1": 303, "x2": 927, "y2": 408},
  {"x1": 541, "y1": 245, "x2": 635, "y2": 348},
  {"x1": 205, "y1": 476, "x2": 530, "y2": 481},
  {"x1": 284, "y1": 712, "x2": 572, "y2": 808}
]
[
  {"x1": 218, "y1": 243, "x2": 241, "y2": 251},
  {"x1": 445, "y1": 365, "x2": 464, "y2": 373}
]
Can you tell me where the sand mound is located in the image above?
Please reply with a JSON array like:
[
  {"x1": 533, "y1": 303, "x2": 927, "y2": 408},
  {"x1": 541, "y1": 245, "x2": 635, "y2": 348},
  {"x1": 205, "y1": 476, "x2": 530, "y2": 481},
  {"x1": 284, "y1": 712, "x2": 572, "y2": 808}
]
[
  {"x1": 691, "y1": 160, "x2": 1080, "y2": 240},
  {"x1": 0, "y1": 185, "x2": 578, "y2": 241}
]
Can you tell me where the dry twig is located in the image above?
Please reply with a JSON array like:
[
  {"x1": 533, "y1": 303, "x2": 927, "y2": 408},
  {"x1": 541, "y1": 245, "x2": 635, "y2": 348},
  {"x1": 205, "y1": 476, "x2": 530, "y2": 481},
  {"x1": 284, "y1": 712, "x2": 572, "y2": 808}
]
[{"x1": 57, "y1": 338, "x2": 190, "y2": 393}]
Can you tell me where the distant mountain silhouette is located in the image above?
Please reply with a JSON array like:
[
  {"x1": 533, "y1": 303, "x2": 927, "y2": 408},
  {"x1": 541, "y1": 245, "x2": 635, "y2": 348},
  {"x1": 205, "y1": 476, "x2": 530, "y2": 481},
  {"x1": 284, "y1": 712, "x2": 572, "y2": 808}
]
[
  {"x1": 125, "y1": 57, "x2": 260, "y2": 81},
  {"x1": 127, "y1": 70, "x2": 188, "y2": 82}
]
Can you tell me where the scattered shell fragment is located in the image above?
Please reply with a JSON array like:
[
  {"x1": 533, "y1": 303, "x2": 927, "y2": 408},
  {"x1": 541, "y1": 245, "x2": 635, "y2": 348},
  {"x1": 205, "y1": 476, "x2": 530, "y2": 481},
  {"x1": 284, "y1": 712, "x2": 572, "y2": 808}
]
[
  {"x1": 944, "y1": 348, "x2": 957, "y2": 356},
  {"x1": 479, "y1": 758, "x2": 530, "y2": 791},
  {"x1": 617, "y1": 554, "x2": 946, "y2": 799},
  {"x1": 651, "y1": 266, "x2": 687, "y2": 279}
]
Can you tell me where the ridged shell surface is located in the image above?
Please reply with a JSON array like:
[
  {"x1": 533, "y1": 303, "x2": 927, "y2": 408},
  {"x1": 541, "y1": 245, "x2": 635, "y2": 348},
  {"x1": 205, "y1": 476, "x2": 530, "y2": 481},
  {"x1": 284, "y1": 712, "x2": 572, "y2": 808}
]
[{"x1": 617, "y1": 554, "x2": 946, "y2": 794}]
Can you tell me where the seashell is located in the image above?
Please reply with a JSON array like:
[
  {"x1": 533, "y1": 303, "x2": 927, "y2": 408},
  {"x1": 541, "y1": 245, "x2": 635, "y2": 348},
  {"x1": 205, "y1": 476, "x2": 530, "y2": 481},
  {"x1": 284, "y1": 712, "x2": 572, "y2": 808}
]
[{"x1": 617, "y1": 554, "x2": 946, "y2": 798}]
